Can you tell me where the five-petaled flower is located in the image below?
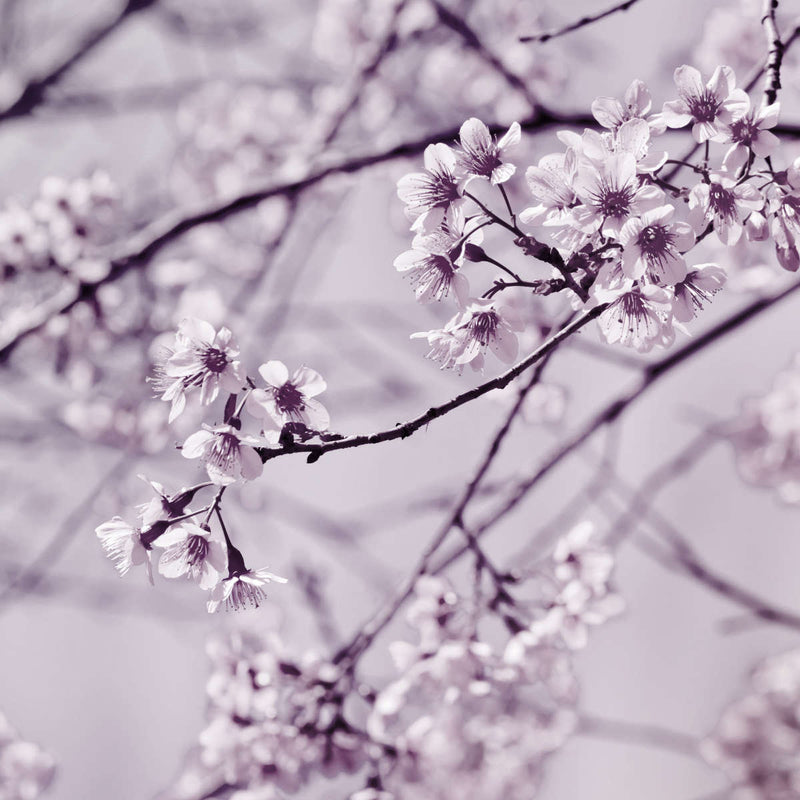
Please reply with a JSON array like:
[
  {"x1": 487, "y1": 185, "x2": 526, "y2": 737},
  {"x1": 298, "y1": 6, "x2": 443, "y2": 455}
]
[
  {"x1": 206, "y1": 566, "x2": 288, "y2": 613},
  {"x1": 182, "y1": 424, "x2": 264, "y2": 485},
  {"x1": 155, "y1": 522, "x2": 228, "y2": 590},
  {"x1": 151, "y1": 318, "x2": 244, "y2": 422},
  {"x1": 455, "y1": 118, "x2": 520, "y2": 185},
  {"x1": 661, "y1": 64, "x2": 749, "y2": 143},
  {"x1": 246, "y1": 361, "x2": 330, "y2": 433}
]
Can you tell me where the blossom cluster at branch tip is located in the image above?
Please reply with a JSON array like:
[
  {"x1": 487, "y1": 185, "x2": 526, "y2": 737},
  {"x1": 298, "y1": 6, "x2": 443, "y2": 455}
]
[
  {"x1": 95, "y1": 319, "x2": 336, "y2": 611},
  {"x1": 394, "y1": 64, "x2": 797, "y2": 362}
]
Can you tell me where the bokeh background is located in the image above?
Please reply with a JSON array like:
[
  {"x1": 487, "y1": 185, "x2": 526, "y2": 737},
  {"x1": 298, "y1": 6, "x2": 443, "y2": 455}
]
[{"x1": 2, "y1": 0, "x2": 800, "y2": 798}]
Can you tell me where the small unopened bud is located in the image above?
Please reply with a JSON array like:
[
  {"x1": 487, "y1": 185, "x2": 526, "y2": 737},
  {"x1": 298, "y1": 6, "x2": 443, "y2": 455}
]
[
  {"x1": 746, "y1": 211, "x2": 769, "y2": 241},
  {"x1": 463, "y1": 243, "x2": 487, "y2": 262}
]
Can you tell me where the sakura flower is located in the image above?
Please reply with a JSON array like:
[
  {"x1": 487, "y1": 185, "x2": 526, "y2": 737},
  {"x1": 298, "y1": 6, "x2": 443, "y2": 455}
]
[
  {"x1": 207, "y1": 566, "x2": 288, "y2": 613},
  {"x1": 246, "y1": 361, "x2": 329, "y2": 432},
  {"x1": 672, "y1": 264, "x2": 727, "y2": 322},
  {"x1": 572, "y1": 152, "x2": 663, "y2": 237},
  {"x1": 397, "y1": 142, "x2": 462, "y2": 233},
  {"x1": 452, "y1": 299, "x2": 522, "y2": 368},
  {"x1": 393, "y1": 207, "x2": 479, "y2": 304},
  {"x1": 688, "y1": 173, "x2": 763, "y2": 246},
  {"x1": 548, "y1": 579, "x2": 625, "y2": 650},
  {"x1": 721, "y1": 98, "x2": 780, "y2": 164},
  {"x1": 410, "y1": 326, "x2": 463, "y2": 371},
  {"x1": 155, "y1": 522, "x2": 227, "y2": 590},
  {"x1": 182, "y1": 424, "x2": 264, "y2": 485},
  {"x1": 768, "y1": 192, "x2": 800, "y2": 272},
  {"x1": 455, "y1": 118, "x2": 520, "y2": 184},
  {"x1": 520, "y1": 149, "x2": 578, "y2": 228},
  {"x1": 619, "y1": 205, "x2": 694, "y2": 284},
  {"x1": 95, "y1": 516, "x2": 152, "y2": 579},
  {"x1": 552, "y1": 521, "x2": 614, "y2": 590},
  {"x1": 595, "y1": 282, "x2": 674, "y2": 352},
  {"x1": 661, "y1": 64, "x2": 749, "y2": 143},
  {"x1": 150, "y1": 318, "x2": 244, "y2": 422},
  {"x1": 579, "y1": 118, "x2": 667, "y2": 174},
  {"x1": 591, "y1": 78, "x2": 654, "y2": 132}
]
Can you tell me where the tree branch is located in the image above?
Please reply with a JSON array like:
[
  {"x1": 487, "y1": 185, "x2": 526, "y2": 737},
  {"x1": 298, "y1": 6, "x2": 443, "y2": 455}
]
[
  {"x1": 0, "y1": 0, "x2": 158, "y2": 122},
  {"x1": 520, "y1": 0, "x2": 645, "y2": 44}
]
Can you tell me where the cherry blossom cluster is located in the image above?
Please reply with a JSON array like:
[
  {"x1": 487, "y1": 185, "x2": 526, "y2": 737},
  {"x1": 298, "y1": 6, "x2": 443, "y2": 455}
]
[
  {"x1": 702, "y1": 648, "x2": 800, "y2": 798},
  {"x1": 161, "y1": 522, "x2": 622, "y2": 799},
  {"x1": 727, "y1": 353, "x2": 800, "y2": 503},
  {"x1": 0, "y1": 171, "x2": 118, "y2": 283},
  {"x1": 95, "y1": 317, "x2": 333, "y2": 611},
  {"x1": 394, "y1": 64, "x2": 799, "y2": 365},
  {"x1": 0, "y1": 711, "x2": 56, "y2": 800}
]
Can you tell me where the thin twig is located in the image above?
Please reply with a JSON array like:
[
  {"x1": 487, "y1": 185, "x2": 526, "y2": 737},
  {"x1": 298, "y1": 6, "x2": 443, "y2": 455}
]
[
  {"x1": 520, "y1": 0, "x2": 644, "y2": 43},
  {"x1": 0, "y1": 0, "x2": 158, "y2": 122}
]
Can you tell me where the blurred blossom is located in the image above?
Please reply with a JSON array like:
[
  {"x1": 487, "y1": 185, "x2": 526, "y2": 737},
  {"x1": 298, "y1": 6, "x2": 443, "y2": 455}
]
[
  {"x1": 703, "y1": 648, "x2": 800, "y2": 798},
  {"x1": 728, "y1": 354, "x2": 800, "y2": 503},
  {"x1": 0, "y1": 711, "x2": 56, "y2": 800}
]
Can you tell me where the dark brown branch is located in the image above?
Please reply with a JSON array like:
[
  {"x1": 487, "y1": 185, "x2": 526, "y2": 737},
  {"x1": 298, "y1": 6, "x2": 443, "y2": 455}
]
[
  {"x1": 0, "y1": 0, "x2": 158, "y2": 122},
  {"x1": 0, "y1": 106, "x2": 594, "y2": 364},
  {"x1": 259, "y1": 307, "x2": 603, "y2": 465},
  {"x1": 520, "y1": 0, "x2": 644, "y2": 43},
  {"x1": 762, "y1": 0, "x2": 784, "y2": 105},
  {"x1": 429, "y1": 279, "x2": 800, "y2": 573}
]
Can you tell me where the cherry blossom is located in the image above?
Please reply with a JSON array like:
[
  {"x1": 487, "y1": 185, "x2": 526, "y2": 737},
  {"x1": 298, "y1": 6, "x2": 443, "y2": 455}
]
[
  {"x1": 672, "y1": 264, "x2": 727, "y2": 322},
  {"x1": 455, "y1": 118, "x2": 520, "y2": 184},
  {"x1": 619, "y1": 205, "x2": 694, "y2": 284},
  {"x1": 151, "y1": 317, "x2": 244, "y2": 423},
  {"x1": 206, "y1": 566, "x2": 287, "y2": 612},
  {"x1": 591, "y1": 78, "x2": 655, "y2": 132},
  {"x1": 182, "y1": 424, "x2": 264, "y2": 485},
  {"x1": 245, "y1": 361, "x2": 329, "y2": 433},
  {"x1": 688, "y1": 172, "x2": 763, "y2": 246},
  {"x1": 661, "y1": 64, "x2": 749, "y2": 143},
  {"x1": 397, "y1": 143, "x2": 462, "y2": 233},
  {"x1": 595, "y1": 281, "x2": 675, "y2": 352},
  {"x1": 95, "y1": 516, "x2": 152, "y2": 580},
  {"x1": 154, "y1": 522, "x2": 227, "y2": 590}
]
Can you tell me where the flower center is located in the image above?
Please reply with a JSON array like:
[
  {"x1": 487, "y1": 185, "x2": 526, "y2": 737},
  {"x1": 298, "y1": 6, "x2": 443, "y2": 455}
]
[
  {"x1": 636, "y1": 224, "x2": 675, "y2": 263},
  {"x1": 275, "y1": 382, "x2": 305, "y2": 414},
  {"x1": 729, "y1": 117, "x2": 758, "y2": 147},
  {"x1": 708, "y1": 184, "x2": 736, "y2": 222},
  {"x1": 687, "y1": 89, "x2": 721, "y2": 123},
  {"x1": 595, "y1": 181, "x2": 634, "y2": 219},
  {"x1": 467, "y1": 310, "x2": 499, "y2": 346},
  {"x1": 201, "y1": 347, "x2": 229, "y2": 374},
  {"x1": 208, "y1": 432, "x2": 240, "y2": 471},
  {"x1": 185, "y1": 534, "x2": 209, "y2": 566},
  {"x1": 228, "y1": 578, "x2": 268, "y2": 611}
]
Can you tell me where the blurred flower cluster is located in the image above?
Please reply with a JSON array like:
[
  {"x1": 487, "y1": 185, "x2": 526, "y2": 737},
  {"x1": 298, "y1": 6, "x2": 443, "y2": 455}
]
[
  {"x1": 703, "y1": 648, "x2": 800, "y2": 798},
  {"x1": 160, "y1": 523, "x2": 622, "y2": 799},
  {"x1": 728, "y1": 354, "x2": 800, "y2": 503},
  {"x1": 0, "y1": 711, "x2": 55, "y2": 800}
]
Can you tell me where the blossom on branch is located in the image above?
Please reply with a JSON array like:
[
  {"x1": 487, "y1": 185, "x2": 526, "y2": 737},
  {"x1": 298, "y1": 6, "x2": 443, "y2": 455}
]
[
  {"x1": 206, "y1": 566, "x2": 287, "y2": 613},
  {"x1": 246, "y1": 361, "x2": 330, "y2": 433},
  {"x1": 155, "y1": 522, "x2": 227, "y2": 590},
  {"x1": 182, "y1": 424, "x2": 264, "y2": 485},
  {"x1": 661, "y1": 64, "x2": 749, "y2": 143},
  {"x1": 150, "y1": 317, "x2": 244, "y2": 422},
  {"x1": 455, "y1": 118, "x2": 520, "y2": 185}
]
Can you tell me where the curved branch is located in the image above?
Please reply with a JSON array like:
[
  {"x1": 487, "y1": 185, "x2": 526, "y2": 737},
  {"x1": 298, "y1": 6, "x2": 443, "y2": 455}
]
[{"x1": 0, "y1": 0, "x2": 158, "y2": 122}]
